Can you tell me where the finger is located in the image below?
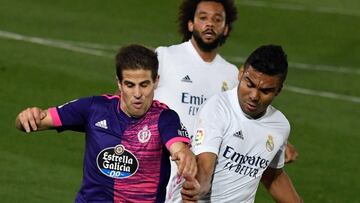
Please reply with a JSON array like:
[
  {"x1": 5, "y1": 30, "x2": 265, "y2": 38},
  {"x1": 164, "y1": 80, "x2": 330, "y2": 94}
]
[
  {"x1": 27, "y1": 111, "x2": 38, "y2": 131},
  {"x1": 19, "y1": 113, "x2": 31, "y2": 133},
  {"x1": 32, "y1": 108, "x2": 42, "y2": 126},
  {"x1": 40, "y1": 111, "x2": 47, "y2": 120}
]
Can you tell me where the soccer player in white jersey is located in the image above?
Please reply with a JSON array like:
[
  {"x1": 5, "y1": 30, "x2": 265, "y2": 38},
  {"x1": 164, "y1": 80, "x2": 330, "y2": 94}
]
[
  {"x1": 154, "y1": 0, "x2": 298, "y2": 202},
  {"x1": 182, "y1": 44, "x2": 303, "y2": 202},
  {"x1": 154, "y1": 0, "x2": 238, "y2": 201}
]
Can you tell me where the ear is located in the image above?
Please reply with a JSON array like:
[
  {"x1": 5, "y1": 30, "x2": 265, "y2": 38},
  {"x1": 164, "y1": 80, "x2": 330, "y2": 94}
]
[
  {"x1": 154, "y1": 75, "x2": 160, "y2": 89},
  {"x1": 224, "y1": 24, "x2": 229, "y2": 37},
  {"x1": 238, "y1": 66, "x2": 244, "y2": 81},
  {"x1": 188, "y1": 20, "x2": 194, "y2": 32},
  {"x1": 117, "y1": 78, "x2": 122, "y2": 93},
  {"x1": 275, "y1": 84, "x2": 283, "y2": 96}
]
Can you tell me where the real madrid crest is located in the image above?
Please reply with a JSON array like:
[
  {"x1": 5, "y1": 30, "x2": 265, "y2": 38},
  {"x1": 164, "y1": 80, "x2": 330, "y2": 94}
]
[
  {"x1": 266, "y1": 135, "x2": 274, "y2": 152},
  {"x1": 221, "y1": 81, "x2": 229, "y2": 92},
  {"x1": 138, "y1": 125, "x2": 151, "y2": 143}
]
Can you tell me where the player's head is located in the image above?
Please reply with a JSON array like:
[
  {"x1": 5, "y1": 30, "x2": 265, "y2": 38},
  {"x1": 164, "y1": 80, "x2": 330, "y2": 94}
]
[
  {"x1": 238, "y1": 44, "x2": 288, "y2": 119},
  {"x1": 178, "y1": 0, "x2": 237, "y2": 52},
  {"x1": 115, "y1": 44, "x2": 159, "y2": 118}
]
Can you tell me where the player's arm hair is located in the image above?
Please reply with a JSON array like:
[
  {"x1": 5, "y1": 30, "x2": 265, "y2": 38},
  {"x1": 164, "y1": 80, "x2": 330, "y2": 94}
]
[
  {"x1": 15, "y1": 107, "x2": 54, "y2": 133},
  {"x1": 195, "y1": 152, "x2": 217, "y2": 198},
  {"x1": 261, "y1": 167, "x2": 303, "y2": 203}
]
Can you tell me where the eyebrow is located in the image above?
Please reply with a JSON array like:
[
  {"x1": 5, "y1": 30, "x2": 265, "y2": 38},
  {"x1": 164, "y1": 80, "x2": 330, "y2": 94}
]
[{"x1": 245, "y1": 76, "x2": 277, "y2": 91}]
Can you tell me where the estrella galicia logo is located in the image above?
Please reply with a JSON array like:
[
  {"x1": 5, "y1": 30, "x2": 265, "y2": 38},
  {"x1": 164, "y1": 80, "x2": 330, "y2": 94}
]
[{"x1": 97, "y1": 145, "x2": 139, "y2": 179}]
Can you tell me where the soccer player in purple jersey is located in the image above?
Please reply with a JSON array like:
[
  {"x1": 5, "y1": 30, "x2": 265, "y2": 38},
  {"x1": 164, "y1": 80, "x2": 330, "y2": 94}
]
[{"x1": 15, "y1": 44, "x2": 198, "y2": 203}]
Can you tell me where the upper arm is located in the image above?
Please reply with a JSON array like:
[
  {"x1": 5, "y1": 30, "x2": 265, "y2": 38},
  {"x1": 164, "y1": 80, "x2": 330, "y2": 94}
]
[
  {"x1": 196, "y1": 152, "x2": 218, "y2": 196},
  {"x1": 158, "y1": 109, "x2": 190, "y2": 151}
]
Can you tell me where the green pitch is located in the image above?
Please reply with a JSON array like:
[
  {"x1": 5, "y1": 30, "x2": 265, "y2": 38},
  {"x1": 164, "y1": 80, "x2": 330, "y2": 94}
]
[{"x1": 0, "y1": 0, "x2": 359, "y2": 202}]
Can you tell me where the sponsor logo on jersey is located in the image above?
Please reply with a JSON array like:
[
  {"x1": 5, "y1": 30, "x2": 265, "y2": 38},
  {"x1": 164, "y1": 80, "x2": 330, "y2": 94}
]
[
  {"x1": 266, "y1": 135, "x2": 274, "y2": 152},
  {"x1": 178, "y1": 122, "x2": 190, "y2": 138},
  {"x1": 194, "y1": 128, "x2": 205, "y2": 146},
  {"x1": 233, "y1": 130, "x2": 244, "y2": 140},
  {"x1": 181, "y1": 92, "x2": 207, "y2": 116},
  {"x1": 181, "y1": 75, "x2": 192, "y2": 83},
  {"x1": 97, "y1": 145, "x2": 139, "y2": 179},
  {"x1": 95, "y1": 119, "x2": 108, "y2": 129},
  {"x1": 222, "y1": 145, "x2": 270, "y2": 178},
  {"x1": 137, "y1": 125, "x2": 151, "y2": 143},
  {"x1": 221, "y1": 81, "x2": 229, "y2": 91}
]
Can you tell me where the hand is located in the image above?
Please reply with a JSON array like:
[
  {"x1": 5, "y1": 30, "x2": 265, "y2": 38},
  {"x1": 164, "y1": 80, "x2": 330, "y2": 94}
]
[
  {"x1": 285, "y1": 142, "x2": 298, "y2": 164},
  {"x1": 171, "y1": 147, "x2": 197, "y2": 178},
  {"x1": 181, "y1": 175, "x2": 200, "y2": 203},
  {"x1": 16, "y1": 107, "x2": 46, "y2": 133}
]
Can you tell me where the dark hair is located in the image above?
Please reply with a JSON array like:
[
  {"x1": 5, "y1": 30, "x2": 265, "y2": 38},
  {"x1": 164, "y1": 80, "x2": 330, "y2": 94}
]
[
  {"x1": 178, "y1": 0, "x2": 237, "y2": 44},
  {"x1": 244, "y1": 45, "x2": 288, "y2": 83},
  {"x1": 115, "y1": 44, "x2": 158, "y2": 82}
]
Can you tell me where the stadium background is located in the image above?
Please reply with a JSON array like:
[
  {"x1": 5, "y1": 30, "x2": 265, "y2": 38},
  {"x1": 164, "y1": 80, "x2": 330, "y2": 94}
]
[{"x1": 0, "y1": 0, "x2": 359, "y2": 202}]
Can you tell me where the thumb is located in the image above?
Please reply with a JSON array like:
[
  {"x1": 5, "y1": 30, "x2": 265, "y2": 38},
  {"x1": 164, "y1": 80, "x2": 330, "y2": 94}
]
[
  {"x1": 40, "y1": 111, "x2": 47, "y2": 120},
  {"x1": 171, "y1": 152, "x2": 179, "y2": 161}
]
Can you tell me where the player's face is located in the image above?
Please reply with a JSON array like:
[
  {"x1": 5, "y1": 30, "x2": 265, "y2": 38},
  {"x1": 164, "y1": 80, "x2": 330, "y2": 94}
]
[
  {"x1": 238, "y1": 66, "x2": 283, "y2": 119},
  {"x1": 188, "y1": 1, "x2": 228, "y2": 51},
  {"x1": 118, "y1": 69, "x2": 158, "y2": 118}
]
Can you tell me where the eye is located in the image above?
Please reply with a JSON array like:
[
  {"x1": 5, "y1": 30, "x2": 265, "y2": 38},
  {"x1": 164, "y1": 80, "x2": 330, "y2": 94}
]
[
  {"x1": 214, "y1": 16, "x2": 223, "y2": 23},
  {"x1": 126, "y1": 83, "x2": 134, "y2": 88}
]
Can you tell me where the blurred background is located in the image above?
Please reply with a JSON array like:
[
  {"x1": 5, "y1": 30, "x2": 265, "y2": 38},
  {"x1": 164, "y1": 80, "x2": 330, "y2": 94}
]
[{"x1": 0, "y1": 0, "x2": 359, "y2": 202}]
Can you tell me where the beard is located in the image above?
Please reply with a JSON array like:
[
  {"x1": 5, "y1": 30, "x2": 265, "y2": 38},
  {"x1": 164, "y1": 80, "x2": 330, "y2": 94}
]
[{"x1": 192, "y1": 29, "x2": 225, "y2": 52}]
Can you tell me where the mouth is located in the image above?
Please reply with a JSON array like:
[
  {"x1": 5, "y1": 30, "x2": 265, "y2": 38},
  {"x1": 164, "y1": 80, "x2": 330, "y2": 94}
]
[
  {"x1": 132, "y1": 101, "x2": 143, "y2": 109},
  {"x1": 203, "y1": 29, "x2": 216, "y2": 39},
  {"x1": 246, "y1": 102, "x2": 257, "y2": 111}
]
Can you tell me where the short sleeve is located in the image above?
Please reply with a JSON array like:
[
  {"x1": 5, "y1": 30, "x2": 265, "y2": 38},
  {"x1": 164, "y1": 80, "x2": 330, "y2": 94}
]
[
  {"x1": 158, "y1": 109, "x2": 190, "y2": 150},
  {"x1": 192, "y1": 95, "x2": 227, "y2": 156},
  {"x1": 48, "y1": 97, "x2": 94, "y2": 132},
  {"x1": 269, "y1": 141, "x2": 287, "y2": 169}
]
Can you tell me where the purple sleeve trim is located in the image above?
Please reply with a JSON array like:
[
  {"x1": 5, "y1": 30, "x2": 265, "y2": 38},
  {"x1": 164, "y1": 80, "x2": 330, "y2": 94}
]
[{"x1": 48, "y1": 107, "x2": 62, "y2": 127}]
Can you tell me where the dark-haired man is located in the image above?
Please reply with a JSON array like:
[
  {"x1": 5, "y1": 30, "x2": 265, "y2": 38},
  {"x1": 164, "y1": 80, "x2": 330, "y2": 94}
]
[
  {"x1": 15, "y1": 44, "x2": 197, "y2": 203},
  {"x1": 154, "y1": 0, "x2": 298, "y2": 202},
  {"x1": 182, "y1": 45, "x2": 303, "y2": 202}
]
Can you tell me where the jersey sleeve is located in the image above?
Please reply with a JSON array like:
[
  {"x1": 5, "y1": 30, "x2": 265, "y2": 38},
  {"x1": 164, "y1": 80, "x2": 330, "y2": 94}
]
[
  {"x1": 48, "y1": 97, "x2": 94, "y2": 132},
  {"x1": 158, "y1": 109, "x2": 190, "y2": 150},
  {"x1": 192, "y1": 95, "x2": 227, "y2": 156},
  {"x1": 269, "y1": 120, "x2": 290, "y2": 169}
]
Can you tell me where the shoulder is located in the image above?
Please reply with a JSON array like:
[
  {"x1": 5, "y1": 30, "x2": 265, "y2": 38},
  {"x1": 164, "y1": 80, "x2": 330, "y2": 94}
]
[
  {"x1": 199, "y1": 91, "x2": 231, "y2": 116},
  {"x1": 264, "y1": 106, "x2": 290, "y2": 130},
  {"x1": 156, "y1": 42, "x2": 187, "y2": 56},
  {"x1": 216, "y1": 55, "x2": 239, "y2": 73}
]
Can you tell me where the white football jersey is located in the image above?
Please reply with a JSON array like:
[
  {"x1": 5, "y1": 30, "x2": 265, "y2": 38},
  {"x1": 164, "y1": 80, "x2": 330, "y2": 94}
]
[
  {"x1": 154, "y1": 41, "x2": 239, "y2": 202},
  {"x1": 192, "y1": 87, "x2": 290, "y2": 203}
]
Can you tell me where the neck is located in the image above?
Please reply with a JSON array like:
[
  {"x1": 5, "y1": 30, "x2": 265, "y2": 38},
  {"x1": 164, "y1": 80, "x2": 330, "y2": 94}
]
[{"x1": 190, "y1": 38, "x2": 218, "y2": 62}]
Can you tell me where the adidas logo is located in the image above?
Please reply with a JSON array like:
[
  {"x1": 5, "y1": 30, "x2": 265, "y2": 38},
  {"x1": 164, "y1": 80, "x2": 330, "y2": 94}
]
[
  {"x1": 95, "y1": 120, "x2": 108, "y2": 129},
  {"x1": 181, "y1": 75, "x2": 192, "y2": 83},
  {"x1": 233, "y1": 130, "x2": 244, "y2": 140}
]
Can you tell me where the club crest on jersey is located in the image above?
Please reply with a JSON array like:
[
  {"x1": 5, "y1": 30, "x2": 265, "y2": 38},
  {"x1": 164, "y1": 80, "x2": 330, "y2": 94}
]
[
  {"x1": 266, "y1": 135, "x2": 274, "y2": 152},
  {"x1": 97, "y1": 144, "x2": 139, "y2": 179},
  {"x1": 138, "y1": 125, "x2": 151, "y2": 143},
  {"x1": 194, "y1": 128, "x2": 205, "y2": 146},
  {"x1": 221, "y1": 81, "x2": 229, "y2": 91}
]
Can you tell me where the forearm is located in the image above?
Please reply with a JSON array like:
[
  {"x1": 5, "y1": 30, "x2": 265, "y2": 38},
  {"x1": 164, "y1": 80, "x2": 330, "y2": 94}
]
[
  {"x1": 262, "y1": 168, "x2": 302, "y2": 203},
  {"x1": 195, "y1": 153, "x2": 217, "y2": 198}
]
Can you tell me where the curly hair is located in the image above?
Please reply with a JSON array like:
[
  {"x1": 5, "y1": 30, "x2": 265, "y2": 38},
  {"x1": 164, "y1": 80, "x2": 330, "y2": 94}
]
[{"x1": 178, "y1": 0, "x2": 237, "y2": 45}]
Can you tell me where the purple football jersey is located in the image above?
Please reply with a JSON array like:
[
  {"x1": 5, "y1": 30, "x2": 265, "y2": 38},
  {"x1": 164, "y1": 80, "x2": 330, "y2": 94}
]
[{"x1": 48, "y1": 95, "x2": 189, "y2": 203}]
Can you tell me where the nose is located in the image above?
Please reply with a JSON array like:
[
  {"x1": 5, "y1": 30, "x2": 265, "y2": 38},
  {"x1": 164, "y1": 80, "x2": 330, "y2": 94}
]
[
  {"x1": 133, "y1": 86, "x2": 142, "y2": 99},
  {"x1": 205, "y1": 18, "x2": 215, "y2": 28},
  {"x1": 249, "y1": 89, "x2": 260, "y2": 102}
]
